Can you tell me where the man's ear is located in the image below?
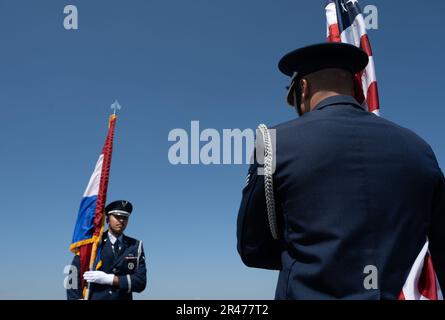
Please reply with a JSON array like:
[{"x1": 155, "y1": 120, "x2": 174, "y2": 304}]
[
  {"x1": 297, "y1": 78, "x2": 311, "y2": 115},
  {"x1": 106, "y1": 216, "x2": 109, "y2": 224},
  {"x1": 300, "y1": 78, "x2": 310, "y2": 98}
]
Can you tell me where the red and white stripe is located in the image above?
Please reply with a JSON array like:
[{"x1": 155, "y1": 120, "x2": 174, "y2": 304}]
[
  {"x1": 325, "y1": 1, "x2": 380, "y2": 115},
  {"x1": 399, "y1": 241, "x2": 443, "y2": 300}
]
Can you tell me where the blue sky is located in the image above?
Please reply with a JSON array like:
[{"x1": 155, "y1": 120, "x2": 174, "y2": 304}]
[{"x1": 0, "y1": 0, "x2": 443, "y2": 299}]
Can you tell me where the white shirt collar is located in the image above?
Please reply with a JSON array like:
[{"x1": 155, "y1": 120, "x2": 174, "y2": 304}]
[{"x1": 108, "y1": 231, "x2": 123, "y2": 245}]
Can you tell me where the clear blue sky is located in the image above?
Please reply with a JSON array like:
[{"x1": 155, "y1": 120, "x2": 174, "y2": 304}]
[{"x1": 0, "y1": 0, "x2": 443, "y2": 299}]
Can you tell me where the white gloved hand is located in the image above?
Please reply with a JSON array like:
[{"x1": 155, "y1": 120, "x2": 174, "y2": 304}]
[{"x1": 83, "y1": 271, "x2": 115, "y2": 285}]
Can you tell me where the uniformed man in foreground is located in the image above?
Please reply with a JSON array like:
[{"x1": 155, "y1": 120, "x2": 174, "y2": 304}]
[
  {"x1": 67, "y1": 200, "x2": 147, "y2": 300},
  {"x1": 237, "y1": 42, "x2": 445, "y2": 299}
]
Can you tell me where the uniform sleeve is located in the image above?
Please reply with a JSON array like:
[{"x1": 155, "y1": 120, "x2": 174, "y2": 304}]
[
  {"x1": 66, "y1": 255, "x2": 82, "y2": 300},
  {"x1": 118, "y1": 242, "x2": 147, "y2": 293},
  {"x1": 428, "y1": 170, "x2": 445, "y2": 292},
  {"x1": 237, "y1": 161, "x2": 282, "y2": 270}
]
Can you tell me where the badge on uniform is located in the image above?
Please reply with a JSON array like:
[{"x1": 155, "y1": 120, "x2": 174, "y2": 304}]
[{"x1": 125, "y1": 255, "x2": 137, "y2": 271}]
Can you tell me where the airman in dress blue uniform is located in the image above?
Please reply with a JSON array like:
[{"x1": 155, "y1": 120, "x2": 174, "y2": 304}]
[
  {"x1": 237, "y1": 43, "x2": 445, "y2": 299},
  {"x1": 67, "y1": 200, "x2": 147, "y2": 300}
]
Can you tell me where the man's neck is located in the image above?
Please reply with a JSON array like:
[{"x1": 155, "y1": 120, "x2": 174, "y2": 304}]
[{"x1": 309, "y1": 91, "x2": 345, "y2": 111}]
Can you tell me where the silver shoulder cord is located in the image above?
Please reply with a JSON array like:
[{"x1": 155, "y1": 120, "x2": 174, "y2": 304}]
[
  {"x1": 136, "y1": 240, "x2": 143, "y2": 270},
  {"x1": 257, "y1": 124, "x2": 279, "y2": 240}
]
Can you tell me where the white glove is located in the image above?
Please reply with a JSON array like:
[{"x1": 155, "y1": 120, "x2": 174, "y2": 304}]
[{"x1": 83, "y1": 271, "x2": 115, "y2": 285}]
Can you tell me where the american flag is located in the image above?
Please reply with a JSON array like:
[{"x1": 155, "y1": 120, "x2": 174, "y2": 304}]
[
  {"x1": 325, "y1": 0, "x2": 442, "y2": 300},
  {"x1": 399, "y1": 241, "x2": 442, "y2": 300},
  {"x1": 325, "y1": 0, "x2": 380, "y2": 115}
]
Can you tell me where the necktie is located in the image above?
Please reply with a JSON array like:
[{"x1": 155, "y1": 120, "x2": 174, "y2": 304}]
[{"x1": 113, "y1": 239, "x2": 120, "y2": 257}]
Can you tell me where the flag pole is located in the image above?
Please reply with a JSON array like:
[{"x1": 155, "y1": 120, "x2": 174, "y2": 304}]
[{"x1": 84, "y1": 101, "x2": 121, "y2": 300}]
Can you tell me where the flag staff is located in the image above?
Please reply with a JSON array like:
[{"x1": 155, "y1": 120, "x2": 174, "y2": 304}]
[{"x1": 83, "y1": 102, "x2": 120, "y2": 300}]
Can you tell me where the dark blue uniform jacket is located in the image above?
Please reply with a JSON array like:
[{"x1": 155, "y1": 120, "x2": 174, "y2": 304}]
[
  {"x1": 237, "y1": 95, "x2": 445, "y2": 299},
  {"x1": 67, "y1": 232, "x2": 147, "y2": 300}
]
